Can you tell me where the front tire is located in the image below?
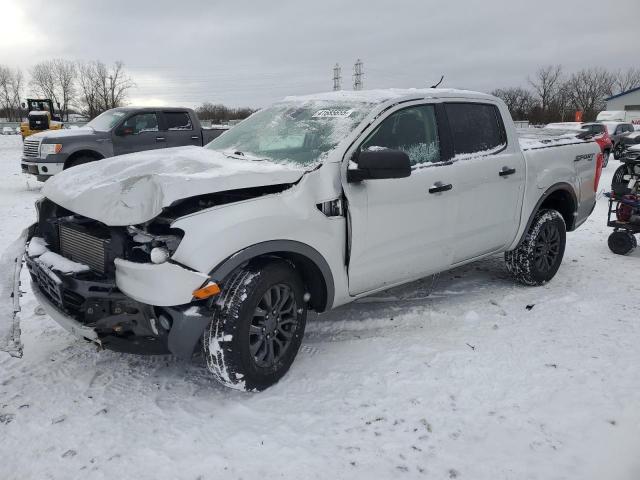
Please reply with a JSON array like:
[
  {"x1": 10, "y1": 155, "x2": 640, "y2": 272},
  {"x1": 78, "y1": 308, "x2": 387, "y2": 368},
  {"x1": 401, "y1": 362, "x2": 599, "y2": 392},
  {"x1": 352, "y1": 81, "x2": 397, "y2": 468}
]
[
  {"x1": 64, "y1": 155, "x2": 95, "y2": 170},
  {"x1": 505, "y1": 209, "x2": 566, "y2": 286},
  {"x1": 203, "y1": 260, "x2": 307, "y2": 391}
]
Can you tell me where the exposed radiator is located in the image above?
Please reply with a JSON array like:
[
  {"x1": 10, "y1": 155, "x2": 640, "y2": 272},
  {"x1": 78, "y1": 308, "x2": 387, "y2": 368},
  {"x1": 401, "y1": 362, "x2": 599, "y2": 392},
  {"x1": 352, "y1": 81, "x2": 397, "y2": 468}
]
[{"x1": 58, "y1": 224, "x2": 110, "y2": 273}]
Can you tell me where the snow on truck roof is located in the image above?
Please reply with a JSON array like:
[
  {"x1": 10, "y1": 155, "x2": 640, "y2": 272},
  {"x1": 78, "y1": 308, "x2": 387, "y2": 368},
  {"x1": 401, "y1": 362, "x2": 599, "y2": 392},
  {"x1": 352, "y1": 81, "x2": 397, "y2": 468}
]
[{"x1": 283, "y1": 88, "x2": 496, "y2": 105}]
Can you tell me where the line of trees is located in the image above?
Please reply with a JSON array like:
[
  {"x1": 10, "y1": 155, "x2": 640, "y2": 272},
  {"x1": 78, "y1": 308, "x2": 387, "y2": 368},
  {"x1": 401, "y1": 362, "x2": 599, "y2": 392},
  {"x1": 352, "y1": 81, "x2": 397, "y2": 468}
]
[
  {"x1": 492, "y1": 66, "x2": 640, "y2": 124},
  {"x1": 0, "y1": 66, "x2": 24, "y2": 122},
  {"x1": 195, "y1": 102, "x2": 256, "y2": 124},
  {"x1": 0, "y1": 59, "x2": 135, "y2": 121}
]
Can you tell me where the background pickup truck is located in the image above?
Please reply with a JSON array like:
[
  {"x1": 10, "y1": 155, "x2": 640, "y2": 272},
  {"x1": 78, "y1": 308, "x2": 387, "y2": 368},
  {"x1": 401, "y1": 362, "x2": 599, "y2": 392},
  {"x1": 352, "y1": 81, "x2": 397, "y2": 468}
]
[
  {"x1": 16, "y1": 88, "x2": 603, "y2": 391},
  {"x1": 21, "y1": 107, "x2": 229, "y2": 181}
]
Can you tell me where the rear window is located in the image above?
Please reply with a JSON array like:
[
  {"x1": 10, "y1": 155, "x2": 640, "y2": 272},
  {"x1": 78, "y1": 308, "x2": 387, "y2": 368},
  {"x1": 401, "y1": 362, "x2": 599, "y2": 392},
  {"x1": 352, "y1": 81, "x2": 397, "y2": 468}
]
[
  {"x1": 164, "y1": 112, "x2": 193, "y2": 131},
  {"x1": 445, "y1": 103, "x2": 506, "y2": 155}
]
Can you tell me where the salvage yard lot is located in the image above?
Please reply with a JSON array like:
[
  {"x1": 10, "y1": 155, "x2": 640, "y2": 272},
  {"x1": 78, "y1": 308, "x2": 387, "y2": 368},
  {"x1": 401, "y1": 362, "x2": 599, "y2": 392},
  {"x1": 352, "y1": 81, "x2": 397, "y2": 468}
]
[{"x1": 0, "y1": 134, "x2": 639, "y2": 479}]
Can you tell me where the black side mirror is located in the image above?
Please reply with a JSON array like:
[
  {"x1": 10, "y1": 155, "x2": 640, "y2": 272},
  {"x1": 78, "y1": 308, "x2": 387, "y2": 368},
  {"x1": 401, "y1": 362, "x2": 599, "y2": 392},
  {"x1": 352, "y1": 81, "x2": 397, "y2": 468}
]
[{"x1": 347, "y1": 149, "x2": 411, "y2": 182}]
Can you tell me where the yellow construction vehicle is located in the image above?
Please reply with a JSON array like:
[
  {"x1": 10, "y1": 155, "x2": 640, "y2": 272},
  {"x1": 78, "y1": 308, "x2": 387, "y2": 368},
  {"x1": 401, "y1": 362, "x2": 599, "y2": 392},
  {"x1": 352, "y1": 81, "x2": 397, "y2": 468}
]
[{"x1": 19, "y1": 98, "x2": 63, "y2": 140}]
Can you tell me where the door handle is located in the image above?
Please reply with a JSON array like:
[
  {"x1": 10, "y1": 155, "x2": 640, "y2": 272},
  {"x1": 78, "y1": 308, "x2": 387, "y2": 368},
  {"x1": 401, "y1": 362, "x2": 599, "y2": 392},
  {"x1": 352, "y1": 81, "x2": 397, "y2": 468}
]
[
  {"x1": 156, "y1": 137, "x2": 166, "y2": 142},
  {"x1": 428, "y1": 183, "x2": 453, "y2": 194},
  {"x1": 191, "y1": 136, "x2": 199, "y2": 140},
  {"x1": 499, "y1": 167, "x2": 516, "y2": 177}
]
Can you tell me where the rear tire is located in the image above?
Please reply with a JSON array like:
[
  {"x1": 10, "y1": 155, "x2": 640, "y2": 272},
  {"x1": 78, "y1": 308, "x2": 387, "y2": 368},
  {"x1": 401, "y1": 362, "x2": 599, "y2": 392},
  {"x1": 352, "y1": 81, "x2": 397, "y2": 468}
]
[
  {"x1": 505, "y1": 209, "x2": 566, "y2": 286},
  {"x1": 203, "y1": 260, "x2": 307, "y2": 391},
  {"x1": 602, "y1": 149, "x2": 610, "y2": 167},
  {"x1": 608, "y1": 231, "x2": 637, "y2": 255}
]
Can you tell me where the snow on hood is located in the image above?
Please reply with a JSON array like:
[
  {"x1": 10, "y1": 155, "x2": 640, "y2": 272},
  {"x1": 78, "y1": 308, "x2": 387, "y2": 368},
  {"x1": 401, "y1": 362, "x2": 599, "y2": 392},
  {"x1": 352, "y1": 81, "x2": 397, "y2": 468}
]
[
  {"x1": 28, "y1": 128, "x2": 94, "y2": 140},
  {"x1": 42, "y1": 146, "x2": 306, "y2": 226}
]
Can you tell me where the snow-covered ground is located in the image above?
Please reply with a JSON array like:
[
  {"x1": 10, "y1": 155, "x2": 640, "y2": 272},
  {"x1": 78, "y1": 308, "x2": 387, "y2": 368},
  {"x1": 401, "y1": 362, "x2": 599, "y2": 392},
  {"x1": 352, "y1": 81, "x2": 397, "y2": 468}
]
[{"x1": 0, "y1": 134, "x2": 639, "y2": 479}]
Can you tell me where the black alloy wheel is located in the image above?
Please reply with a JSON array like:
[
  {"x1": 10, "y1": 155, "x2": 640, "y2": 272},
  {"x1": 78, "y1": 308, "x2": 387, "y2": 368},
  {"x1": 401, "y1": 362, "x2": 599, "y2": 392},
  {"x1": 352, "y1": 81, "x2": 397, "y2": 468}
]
[
  {"x1": 533, "y1": 221, "x2": 561, "y2": 273},
  {"x1": 250, "y1": 283, "x2": 298, "y2": 368}
]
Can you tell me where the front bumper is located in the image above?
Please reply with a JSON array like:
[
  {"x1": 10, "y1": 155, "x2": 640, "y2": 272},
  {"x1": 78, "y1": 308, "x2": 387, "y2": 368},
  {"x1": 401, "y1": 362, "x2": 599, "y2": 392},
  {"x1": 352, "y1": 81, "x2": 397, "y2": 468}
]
[
  {"x1": 21, "y1": 159, "x2": 64, "y2": 179},
  {"x1": 31, "y1": 281, "x2": 101, "y2": 344},
  {"x1": 115, "y1": 258, "x2": 209, "y2": 306}
]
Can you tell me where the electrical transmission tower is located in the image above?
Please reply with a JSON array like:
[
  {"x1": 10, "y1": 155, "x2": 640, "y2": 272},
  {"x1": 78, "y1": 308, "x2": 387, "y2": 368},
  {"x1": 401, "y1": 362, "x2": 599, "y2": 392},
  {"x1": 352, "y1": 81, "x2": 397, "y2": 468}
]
[
  {"x1": 332, "y1": 63, "x2": 342, "y2": 91},
  {"x1": 353, "y1": 59, "x2": 364, "y2": 91}
]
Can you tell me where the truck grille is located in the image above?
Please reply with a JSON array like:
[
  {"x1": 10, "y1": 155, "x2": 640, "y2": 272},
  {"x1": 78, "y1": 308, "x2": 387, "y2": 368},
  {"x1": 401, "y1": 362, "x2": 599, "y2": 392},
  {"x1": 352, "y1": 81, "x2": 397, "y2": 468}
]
[
  {"x1": 23, "y1": 138, "x2": 40, "y2": 158},
  {"x1": 59, "y1": 224, "x2": 110, "y2": 274}
]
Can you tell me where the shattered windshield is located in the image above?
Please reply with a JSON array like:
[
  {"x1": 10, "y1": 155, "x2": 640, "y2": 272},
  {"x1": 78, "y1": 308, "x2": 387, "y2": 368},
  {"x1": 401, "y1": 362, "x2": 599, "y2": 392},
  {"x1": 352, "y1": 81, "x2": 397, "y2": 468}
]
[{"x1": 205, "y1": 102, "x2": 373, "y2": 166}]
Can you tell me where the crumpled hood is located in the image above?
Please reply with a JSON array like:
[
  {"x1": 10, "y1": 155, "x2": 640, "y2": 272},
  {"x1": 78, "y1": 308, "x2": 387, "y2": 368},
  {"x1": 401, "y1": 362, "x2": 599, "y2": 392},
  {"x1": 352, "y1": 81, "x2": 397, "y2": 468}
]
[{"x1": 42, "y1": 146, "x2": 306, "y2": 226}]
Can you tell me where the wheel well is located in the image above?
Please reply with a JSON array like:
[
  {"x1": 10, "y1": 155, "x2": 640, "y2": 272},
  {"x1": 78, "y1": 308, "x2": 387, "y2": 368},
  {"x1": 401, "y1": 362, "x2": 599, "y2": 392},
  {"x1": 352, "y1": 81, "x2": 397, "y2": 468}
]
[
  {"x1": 64, "y1": 150, "x2": 104, "y2": 169},
  {"x1": 246, "y1": 252, "x2": 329, "y2": 312},
  {"x1": 539, "y1": 188, "x2": 576, "y2": 231}
]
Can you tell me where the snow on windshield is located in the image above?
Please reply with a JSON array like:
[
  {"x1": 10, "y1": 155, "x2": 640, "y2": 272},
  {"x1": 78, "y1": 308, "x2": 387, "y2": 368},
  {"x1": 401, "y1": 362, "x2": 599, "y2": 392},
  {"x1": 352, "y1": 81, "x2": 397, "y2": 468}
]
[
  {"x1": 206, "y1": 101, "x2": 374, "y2": 166},
  {"x1": 86, "y1": 110, "x2": 126, "y2": 131}
]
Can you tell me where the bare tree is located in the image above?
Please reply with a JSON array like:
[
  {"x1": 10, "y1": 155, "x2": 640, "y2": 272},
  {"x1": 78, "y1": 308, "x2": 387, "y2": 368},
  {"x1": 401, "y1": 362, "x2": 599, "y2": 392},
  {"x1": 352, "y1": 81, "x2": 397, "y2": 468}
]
[
  {"x1": 52, "y1": 59, "x2": 76, "y2": 121},
  {"x1": 528, "y1": 65, "x2": 563, "y2": 122},
  {"x1": 491, "y1": 87, "x2": 538, "y2": 121},
  {"x1": 76, "y1": 60, "x2": 135, "y2": 118},
  {"x1": 614, "y1": 68, "x2": 640, "y2": 95},
  {"x1": 30, "y1": 61, "x2": 60, "y2": 108},
  {"x1": 0, "y1": 65, "x2": 24, "y2": 121},
  {"x1": 566, "y1": 68, "x2": 616, "y2": 120}
]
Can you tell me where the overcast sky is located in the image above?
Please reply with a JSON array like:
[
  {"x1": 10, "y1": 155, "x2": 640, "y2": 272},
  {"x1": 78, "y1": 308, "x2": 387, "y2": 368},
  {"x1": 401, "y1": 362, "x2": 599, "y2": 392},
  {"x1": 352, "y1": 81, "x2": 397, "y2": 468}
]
[{"x1": 2, "y1": 0, "x2": 639, "y2": 108}]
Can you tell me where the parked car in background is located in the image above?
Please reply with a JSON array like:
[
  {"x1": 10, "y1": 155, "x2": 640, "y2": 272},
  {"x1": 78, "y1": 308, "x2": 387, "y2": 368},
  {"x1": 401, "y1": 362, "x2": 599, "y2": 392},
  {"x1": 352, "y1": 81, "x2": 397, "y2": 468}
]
[
  {"x1": 542, "y1": 122, "x2": 612, "y2": 166},
  {"x1": 599, "y1": 122, "x2": 635, "y2": 159},
  {"x1": 2, "y1": 127, "x2": 16, "y2": 135},
  {"x1": 17, "y1": 88, "x2": 602, "y2": 390},
  {"x1": 21, "y1": 107, "x2": 229, "y2": 181},
  {"x1": 580, "y1": 123, "x2": 613, "y2": 166}
]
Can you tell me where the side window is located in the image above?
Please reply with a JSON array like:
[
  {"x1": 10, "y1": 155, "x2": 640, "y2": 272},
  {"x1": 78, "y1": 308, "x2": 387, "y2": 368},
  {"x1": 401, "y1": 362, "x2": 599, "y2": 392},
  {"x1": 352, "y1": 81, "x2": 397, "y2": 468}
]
[
  {"x1": 361, "y1": 105, "x2": 440, "y2": 165},
  {"x1": 445, "y1": 103, "x2": 506, "y2": 155},
  {"x1": 123, "y1": 113, "x2": 159, "y2": 134},
  {"x1": 165, "y1": 112, "x2": 193, "y2": 131}
]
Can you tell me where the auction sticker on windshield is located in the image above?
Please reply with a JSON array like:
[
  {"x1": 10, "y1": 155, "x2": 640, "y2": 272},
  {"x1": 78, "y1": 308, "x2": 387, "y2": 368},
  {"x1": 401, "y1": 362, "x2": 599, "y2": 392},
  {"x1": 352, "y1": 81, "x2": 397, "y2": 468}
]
[{"x1": 312, "y1": 109, "x2": 355, "y2": 118}]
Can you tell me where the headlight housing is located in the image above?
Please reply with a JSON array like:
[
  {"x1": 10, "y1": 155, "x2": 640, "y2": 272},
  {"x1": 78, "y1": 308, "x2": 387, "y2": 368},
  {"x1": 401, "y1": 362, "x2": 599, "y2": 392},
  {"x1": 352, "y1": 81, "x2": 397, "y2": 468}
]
[
  {"x1": 127, "y1": 225, "x2": 183, "y2": 264},
  {"x1": 40, "y1": 143, "x2": 62, "y2": 157}
]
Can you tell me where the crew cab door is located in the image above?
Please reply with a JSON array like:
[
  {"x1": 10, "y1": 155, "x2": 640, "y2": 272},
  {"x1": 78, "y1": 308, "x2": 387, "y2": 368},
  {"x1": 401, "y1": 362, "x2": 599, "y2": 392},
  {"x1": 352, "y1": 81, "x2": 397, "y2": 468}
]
[
  {"x1": 112, "y1": 112, "x2": 166, "y2": 156},
  {"x1": 161, "y1": 111, "x2": 202, "y2": 148},
  {"x1": 444, "y1": 102, "x2": 525, "y2": 263},
  {"x1": 344, "y1": 102, "x2": 457, "y2": 295}
]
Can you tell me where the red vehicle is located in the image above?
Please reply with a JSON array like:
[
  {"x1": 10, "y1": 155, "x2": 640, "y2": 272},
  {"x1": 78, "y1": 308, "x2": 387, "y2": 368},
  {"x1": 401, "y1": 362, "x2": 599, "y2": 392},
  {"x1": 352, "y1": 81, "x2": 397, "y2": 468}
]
[
  {"x1": 580, "y1": 123, "x2": 613, "y2": 167},
  {"x1": 545, "y1": 122, "x2": 613, "y2": 166}
]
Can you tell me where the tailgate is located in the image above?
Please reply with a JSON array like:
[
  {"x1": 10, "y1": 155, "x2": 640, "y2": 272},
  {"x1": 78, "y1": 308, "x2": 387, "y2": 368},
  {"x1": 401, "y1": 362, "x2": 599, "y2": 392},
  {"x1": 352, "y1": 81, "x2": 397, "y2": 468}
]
[{"x1": 0, "y1": 228, "x2": 29, "y2": 358}]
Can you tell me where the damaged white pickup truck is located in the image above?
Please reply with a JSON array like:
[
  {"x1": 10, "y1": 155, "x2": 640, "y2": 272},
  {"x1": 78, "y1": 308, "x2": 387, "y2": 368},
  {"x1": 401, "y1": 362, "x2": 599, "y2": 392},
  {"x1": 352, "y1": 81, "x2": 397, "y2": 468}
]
[{"x1": 7, "y1": 89, "x2": 603, "y2": 390}]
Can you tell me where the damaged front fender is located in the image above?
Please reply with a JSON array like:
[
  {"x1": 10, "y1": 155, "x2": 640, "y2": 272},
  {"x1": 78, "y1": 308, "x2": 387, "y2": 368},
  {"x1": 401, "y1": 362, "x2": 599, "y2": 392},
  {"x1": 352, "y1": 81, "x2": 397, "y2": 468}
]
[{"x1": 0, "y1": 227, "x2": 31, "y2": 358}]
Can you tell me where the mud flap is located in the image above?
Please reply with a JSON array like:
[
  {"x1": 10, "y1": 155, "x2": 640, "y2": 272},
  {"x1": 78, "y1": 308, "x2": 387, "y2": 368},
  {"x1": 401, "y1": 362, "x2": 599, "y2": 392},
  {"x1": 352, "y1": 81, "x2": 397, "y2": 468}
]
[{"x1": 0, "y1": 228, "x2": 29, "y2": 358}]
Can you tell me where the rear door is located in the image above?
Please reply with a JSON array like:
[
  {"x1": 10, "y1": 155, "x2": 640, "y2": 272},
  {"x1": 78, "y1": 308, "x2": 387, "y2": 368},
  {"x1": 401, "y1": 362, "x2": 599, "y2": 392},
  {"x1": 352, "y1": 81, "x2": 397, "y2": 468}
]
[
  {"x1": 112, "y1": 112, "x2": 166, "y2": 156},
  {"x1": 344, "y1": 102, "x2": 458, "y2": 295},
  {"x1": 162, "y1": 111, "x2": 202, "y2": 148},
  {"x1": 446, "y1": 102, "x2": 526, "y2": 263}
]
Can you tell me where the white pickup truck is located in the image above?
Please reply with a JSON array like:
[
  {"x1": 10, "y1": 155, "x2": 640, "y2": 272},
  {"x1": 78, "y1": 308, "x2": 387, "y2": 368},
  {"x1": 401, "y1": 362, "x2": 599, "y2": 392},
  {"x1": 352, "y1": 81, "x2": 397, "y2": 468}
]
[{"x1": 8, "y1": 88, "x2": 602, "y2": 391}]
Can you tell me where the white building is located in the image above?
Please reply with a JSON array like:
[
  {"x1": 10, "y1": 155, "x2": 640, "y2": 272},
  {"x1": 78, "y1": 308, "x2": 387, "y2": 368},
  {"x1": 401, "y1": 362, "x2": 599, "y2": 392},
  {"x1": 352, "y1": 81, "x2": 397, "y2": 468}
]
[{"x1": 606, "y1": 86, "x2": 640, "y2": 112}]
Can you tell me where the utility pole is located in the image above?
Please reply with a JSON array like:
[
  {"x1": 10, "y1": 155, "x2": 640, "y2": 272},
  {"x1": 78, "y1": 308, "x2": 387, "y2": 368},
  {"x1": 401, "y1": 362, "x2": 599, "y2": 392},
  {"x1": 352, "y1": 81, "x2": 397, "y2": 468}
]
[
  {"x1": 332, "y1": 63, "x2": 342, "y2": 91},
  {"x1": 353, "y1": 59, "x2": 364, "y2": 91}
]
